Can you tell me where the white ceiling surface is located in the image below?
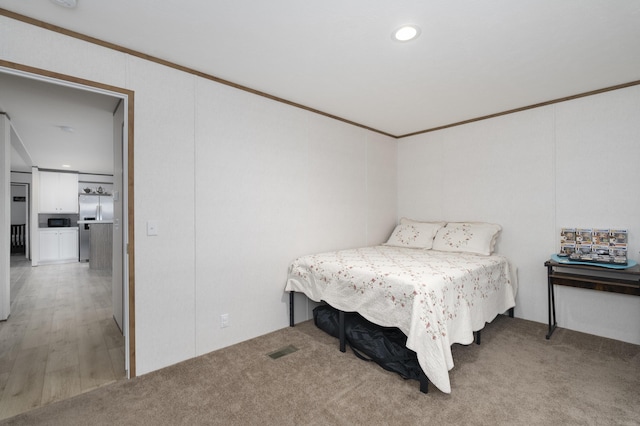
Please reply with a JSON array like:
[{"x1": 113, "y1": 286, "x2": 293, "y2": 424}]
[
  {"x1": 1, "y1": 2, "x2": 640, "y2": 151},
  {"x1": 1, "y1": 72, "x2": 119, "y2": 174}
]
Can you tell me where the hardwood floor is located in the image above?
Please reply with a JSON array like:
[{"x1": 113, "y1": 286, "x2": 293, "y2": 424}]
[{"x1": 0, "y1": 256, "x2": 125, "y2": 420}]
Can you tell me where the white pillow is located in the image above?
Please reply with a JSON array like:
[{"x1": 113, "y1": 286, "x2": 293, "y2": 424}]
[
  {"x1": 432, "y1": 222, "x2": 502, "y2": 255},
  {"x1": 384, "y1": 221, "x2": 444, "y2": 249},
  {"x1": 399, "y1": 217, "x2": 447, "y2": 227}
]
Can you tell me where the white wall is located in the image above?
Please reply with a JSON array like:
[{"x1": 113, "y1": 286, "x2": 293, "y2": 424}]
[
  {"x1": 193, "y1": 81, "x2": 396, "y2": 354},
  {"x1": 10, "y1": 171, "x2": 31, "y2": 185},
  {"x1": 398, "y1": 86, "x2": 640, "y2": 344},
  {"x1": 0, "y1": 16, "x2": 397, "y2": 374}
]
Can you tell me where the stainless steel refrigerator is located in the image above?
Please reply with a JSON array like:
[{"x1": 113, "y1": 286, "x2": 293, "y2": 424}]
[{"x1": 78, "y1": 194, "x2": 114, "y2": 262}]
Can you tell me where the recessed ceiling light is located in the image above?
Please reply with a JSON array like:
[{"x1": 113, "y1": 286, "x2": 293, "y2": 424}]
[
  {"x1": 393, "y1": 25, "x2": 421, "y2": 42},
  {"x1": 62, "y1": 164, "x2": 71, "y2": 168},
  {"x1": 50, "y1": 0, "x2": 78, "y2": 9}
]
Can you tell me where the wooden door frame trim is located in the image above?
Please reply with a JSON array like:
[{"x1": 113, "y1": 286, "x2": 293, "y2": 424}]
[{"x1": 0, "y1": 59, "x2": 137, "y2": 378}]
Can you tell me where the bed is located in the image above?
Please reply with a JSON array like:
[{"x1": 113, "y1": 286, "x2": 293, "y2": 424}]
[{"x1": 285, "y1": 220, "x2": 518, "y2": 394}]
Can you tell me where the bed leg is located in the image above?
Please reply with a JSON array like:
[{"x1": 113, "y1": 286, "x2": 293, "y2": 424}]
[
  {"x1": 339, "y1": 310, "x2": 346, "y2": 353},
  {"x1": 289, "y1": 292, "x2": 295, "y2": 327},
  {"x1": 475, "y1": 330, "x2": 481, "y2": 345},
  {"x1": 508, "y1": 307, "x2": 514, "y2": 318},
  {"x1": 418, "y1": 371, "x2": 429, "y2": 394}
]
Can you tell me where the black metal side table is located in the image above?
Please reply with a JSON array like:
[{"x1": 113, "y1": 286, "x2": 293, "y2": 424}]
[{"x1": 545, "y1": 259, "x2": 640, "y2": 339}]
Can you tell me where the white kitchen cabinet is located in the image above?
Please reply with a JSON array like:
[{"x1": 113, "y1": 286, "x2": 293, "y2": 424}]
[
  {"x1": 39, "y1": 228, "x2": 78, "y2": 263},
  {"x1": 39, "y1": 230, "x2": 60, "y2": 261},
  {"x1": 59, "y1": 229, "x2": 79, "y2": 260},
  {"x1": 39, "y1": 171, "x2": 79, "y2": 213}
]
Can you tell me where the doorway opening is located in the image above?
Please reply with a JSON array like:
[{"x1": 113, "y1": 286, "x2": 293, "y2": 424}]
[
  {"x1": 10, "y1": 183, "x2": 29, "y2": 259},
  {"x1": 0, "y1": 61, "x2": 135, "y2": 418}
]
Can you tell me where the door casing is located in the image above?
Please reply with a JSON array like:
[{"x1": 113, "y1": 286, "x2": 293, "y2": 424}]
[{"x1": 0, "y1": 60, "x2": 136, "y2": 377}]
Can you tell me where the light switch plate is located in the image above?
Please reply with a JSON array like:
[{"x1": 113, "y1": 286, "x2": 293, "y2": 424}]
[{"x1": 147, "y1": 220, "x2": 159, "y2": 236}]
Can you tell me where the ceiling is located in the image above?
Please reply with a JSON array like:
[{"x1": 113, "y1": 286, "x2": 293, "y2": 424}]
[
  {"x1": 1, "y1": 0, "x2": 640, "y2": 172},
  {"x1": 1, "y1": 72, "x2": 120, "y2": 174}
]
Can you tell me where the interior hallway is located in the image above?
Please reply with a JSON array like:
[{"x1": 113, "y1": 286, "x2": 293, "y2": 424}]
[{"x1": 0, "y1": 256, "x2": 125, "y2": 420}]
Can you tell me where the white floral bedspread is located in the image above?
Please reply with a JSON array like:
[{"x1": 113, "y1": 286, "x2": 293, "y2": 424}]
[{"x1": 285, "y1": 245, "x2": 517, "y2": 393}]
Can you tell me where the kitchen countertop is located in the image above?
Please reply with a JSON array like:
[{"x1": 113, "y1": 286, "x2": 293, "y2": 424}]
[
  {"x1": 39, "y1": 226, "x2": 79, "y2": 230},
  {"x1": 77, "y1": 220, "x2": 114, "y2": 224}
]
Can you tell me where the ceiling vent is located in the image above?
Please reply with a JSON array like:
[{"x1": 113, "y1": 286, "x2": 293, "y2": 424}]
[{"x1": 50, "y1": 0, "x2": 78, "y2": 9}]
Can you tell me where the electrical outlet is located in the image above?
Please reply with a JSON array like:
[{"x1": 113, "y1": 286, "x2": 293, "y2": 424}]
[{"x1": 220, "y1": 313, "x2": 230, "y2": 328}]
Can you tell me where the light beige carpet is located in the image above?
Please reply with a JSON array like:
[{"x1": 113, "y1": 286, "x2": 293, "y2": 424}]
[{"x1": 2, "y1": 316, "x2": 639, "y2": 425}]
